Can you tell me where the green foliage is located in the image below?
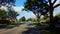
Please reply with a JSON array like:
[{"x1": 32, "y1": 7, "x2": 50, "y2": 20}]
[
  {"x1": 19, "y1": 16, "x2": 26, "y2": 22},
  {"x1": 27, "y1": 18, "x2": 32, "y2": 21},
  {"x1": 24, "y1": 0, "x2": 49, "y2": 15},
  {"x1": 43, "y1": 14, "x2": 49, "y2": 19},
  {"x1": 7, "y1": 9, "x2": 19, "y2": 19},
  {"x1": 54, "y1": 14, "x2": 60, "y2": 19},
  {"x1": 0, "y1": 9, "x2": 7, "y2": 20},
  {"x1": 45, "y1": 18, "x2": 50, "y2": 24},
  {"x1": 33, "y1": 22, "x2": 43, "y2": 26},
  {"x1": 53, "y1": 14, "x2": 60, "y2": 21},
  {"x1": 45, "y1": 13, "x2": 60, "y2": 24},
  {"x1": 24, "y1": 0, "x2": 49, "y2": 23},
  {"x1": 33, "y1": 22, "x2": 39, "y2": 25},
  {"x1": 0, "y1": 0, "x2": 15, "y2": 6},
  {"x1": 10, "y1": 22, "x2": 18, "y2": 25},
  {"x1": 53, "y1": 14, "x2": 60, "y2": 24}
]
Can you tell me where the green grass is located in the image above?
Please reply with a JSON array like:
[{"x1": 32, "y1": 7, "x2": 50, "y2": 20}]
[{"x1": 10, "y1": 22, "x2": 19, "y2": 25}]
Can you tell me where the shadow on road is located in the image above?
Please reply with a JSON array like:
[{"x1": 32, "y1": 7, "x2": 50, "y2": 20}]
[{"x1": 21, "y1": 23, "x2": 43, "y2": 34}]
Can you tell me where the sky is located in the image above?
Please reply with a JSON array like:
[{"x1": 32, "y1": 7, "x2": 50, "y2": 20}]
[
  {"x1": 13, "y1": 0, "x2": 60, "y2": 19},
  {"x1": 14, "y1": 0, "x2": 36, "y2": 19}
]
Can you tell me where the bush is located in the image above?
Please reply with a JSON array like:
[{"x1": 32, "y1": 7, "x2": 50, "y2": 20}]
[
  {"x1": 33, "y1": 22, "x2": 39, "y2": 25},
  {"x1": 53, "y1": 15, "x2": 60, "y2": 25},
  {"x1": 43, "y1": 14, "x2": 60, "y2": 34},
  {"x1": 45, "y1": 18, "x2": 50, "y2": 24},
  {"x1": 33, "y1": 22, "x2": 43, "y2": 26},
  {"x1": 45, "y1": 15, "x2": 60, "y2": 24},
  {"x1": 10, "y1": 22, "x2": 18, "y2": 25}
]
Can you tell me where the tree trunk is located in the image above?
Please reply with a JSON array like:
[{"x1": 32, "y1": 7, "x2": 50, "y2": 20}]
[
  {"x1": 37, "y1": 17, "x2": 40, "y2": 25},
  {"x1": 49, "y1": 6, "x2": 55, "y2": 30},
  {"x1": 37, "y1": 17, "x2": 40, "y2": 23},
  {"x1": 37, "y1": 14, "x2": 41, "y2": 25},
  {"x1": 49, "y1": 9, "x2": 56, "y2": 33},
  {"x1": 50, "y1": 10, "x2": 54, "y2": 27}
]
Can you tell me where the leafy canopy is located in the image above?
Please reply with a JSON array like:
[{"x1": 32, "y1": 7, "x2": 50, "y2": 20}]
[
  {"x1": 24, "y1": 0, "x2": 49, "y2": 16},
  {"x1": 7, "y1": 9, "x2": 19, "y2": 19},
  {"x1": 0, "y1": 0, "x2": 15, "y2": 6},
  {"x1": 0, "y1": 9, "x2": 7, "y2": 20},
  {"x1": 19, "y1": 16, "x2": 26, "y2": 21}
]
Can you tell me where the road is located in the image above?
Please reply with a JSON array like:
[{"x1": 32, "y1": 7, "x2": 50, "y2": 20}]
[{"x1": 0, "y1": 22, "x2": 41, "y2": 34}]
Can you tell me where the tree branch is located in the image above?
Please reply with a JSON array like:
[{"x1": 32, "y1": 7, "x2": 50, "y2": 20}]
[
  {"x1": 54, "y1": 4, "x2": 60, "y2": 8},
  {"x1": 53, "y1": 0, "x2": 57, "y2": 5},
  {"x1": 48, "y1": 0, "x2": 51, "y2": 5}
]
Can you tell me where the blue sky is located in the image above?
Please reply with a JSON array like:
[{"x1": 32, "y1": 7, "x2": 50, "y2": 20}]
[
  {"x1": 15, "y1": 0, "x2": 36, "y2": 19},
  {"x1": 14, "y1": 0, "x2": 60, "y2": 19},
  {"x1": 15, "y1": 0, "x2": 26, "y2": 6}
]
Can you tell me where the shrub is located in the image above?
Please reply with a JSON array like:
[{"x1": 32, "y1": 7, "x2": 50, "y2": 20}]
[
  {"x1": 53, "y1": 15, "x2": 60, "y2": 25},
  {"x1": 45, "y1": 18, "x2": 50, "y2": 24},
  {"x1": 10, "y1": 22, "x2": 18, "y2": 25}
]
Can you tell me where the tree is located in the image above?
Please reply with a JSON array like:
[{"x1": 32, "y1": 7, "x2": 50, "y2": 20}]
[
  {"x1": 7, "y1": 9, "x2": 19, "y2": 19},
  {"x1": 24, "y1": 0, "x2": 60, "y2": 28},
  {"x1": 7, "y1": 9, "x2": 19, "y2": 22},
  {"x1": 27, "y1": 18, "x2": 32, "y2": 21},
  {"x1": 0, "y1": 0, "x2": 15, "y2": 11},
  {"x1": 0, "y1": 0, "x2": 16, "y2": 19},
  {"x1": 24, "y1": 0, "x2": 49, "y2": 23},
  {"x1": 0, "y1": 9, "x2": 7, "y2": 20},
  {"x1": 27, "y1": 18, "x2": 36, "y2": 22},
  {"x1": 19, "y1": 16, "x2": 26, "y2": 22},
  {"x1": 48, "y1": 0, "x2": 60, "y2": 28},
  {"x1": 54, "y1": 13, "x2": 60, "y2": 23},
  {"x1": 0, "y1": 0, "x2": 15, "y2": 7}
]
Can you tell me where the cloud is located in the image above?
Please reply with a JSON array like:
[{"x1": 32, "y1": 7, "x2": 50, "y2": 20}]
[
  {"x1": 17, "y1": 11, "x2": 36, "y2": 19},
  {"x1": 13, "y1": 6, "x2": 36, "y2": 19},
  {"x1": 53, "y1": 0, "x2": 60, "y2": 15},
  {"x1": 48, "y1": 0, "x2": 60, "y2": 6},
  {"x1": 54, "y1": 6, "x2": 60, "y2": 15},
  {"x1": 54, "y1": 0, "x2": 60, "y2": 6},
  {"x1": 25, "y1": 11, "x2": 36, "y2": 18},
  {"x1": 0, "y1": 6, "x2": 8, "y2": 11},
  {"x1": 13, "y1": 6, "x2": 24, "y2": 12},
  {"x1": 47, "y1": 0, "x2": 60, "y2": 15},
  {"x1": 0, "y1": 6, "x2": 24, "y2": 12}
]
